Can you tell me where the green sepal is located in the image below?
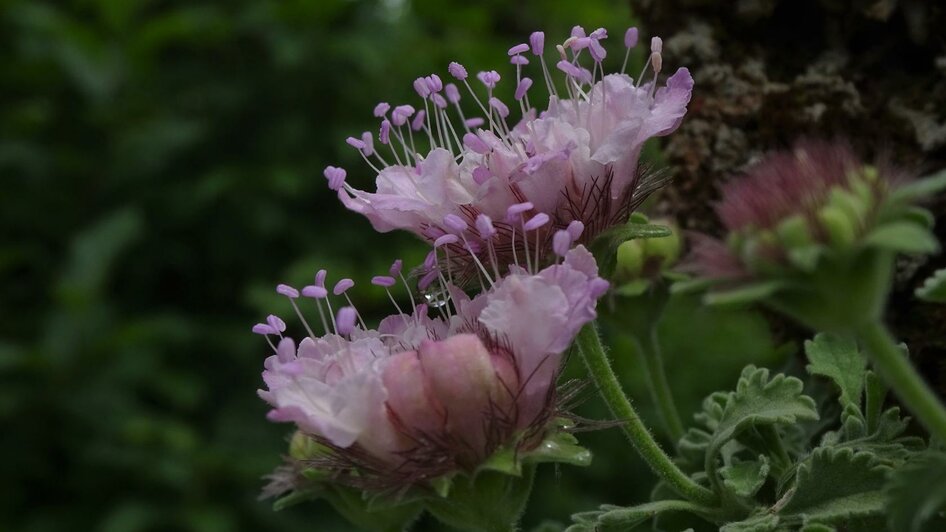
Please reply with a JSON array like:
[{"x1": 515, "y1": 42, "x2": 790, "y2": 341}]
[
  {"x1": 916, "y1": 268, "x2": 946, "y2": 303},
  {"x1": 591, "y1": 220, "x2": 672, "y2": 278},
  {"x1": 477, "y1": 447, "x2": 522, "y2": 477},
  {"x1": 272, "y1": 486, "x2": 324, "y2": 511},
  {"x1": 670, "y1": 276, "x2": 717, "y2": 295},
  {"x1": 863, "y1": 222, "x2": 939, "y2": 254},
  {"x1": 424, "y1": 465, "x2": 537, "y2": 532},
  {"x1": 704, "y1": 281, "x2": 786, "y2": 307},
  {"x1": 889, "y1": 167, "x2": 946, "y2": 202},
  {"x1": 521, "y1": 431, "x2": 592, "y2": 467}
]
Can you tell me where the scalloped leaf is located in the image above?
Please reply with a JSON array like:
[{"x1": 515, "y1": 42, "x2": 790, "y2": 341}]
[
  {"x1": 706, "y1": 366, "x2": 819, "y2": 469},
  {"x1": 863, "y1": 222, "x2": 939, "y2": 254},
  {"x1": 779, "y1": 447, "x2": 889, "y2": 527},
  {"x1": 804, "y1": 333, "x2": 866, "y2": 410},
  {"x1": 570, "y1": 500, "x2": 721, "y2": 532},
  {"x1": 885, "y1": 452, "x2": 946, "y2": 532},
  {"x1": 721, "y1": 456, "x2": 770, "y2": 498},
  {"x1": 916, "y1": 268, "x2": 946, "y2": 303}
]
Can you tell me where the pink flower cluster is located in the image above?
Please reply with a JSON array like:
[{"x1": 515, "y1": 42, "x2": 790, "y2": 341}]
[
  {"x1": 329, "y1": 26, "x2": 692, "y2": 281},
  {"x1": 256, "y1": 246, "x2": 607, "y2": 486}
]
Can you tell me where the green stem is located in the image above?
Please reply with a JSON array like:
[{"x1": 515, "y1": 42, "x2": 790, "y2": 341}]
[
  {"x1": 857, "y1": 321, "x2": 946, "y2": 443},
  {"x1": 576, "y1": 323, "x2": 718, "y2": 506},
  {"x1": 636, "y1": 327, "x2": 685, "y2": 442}
]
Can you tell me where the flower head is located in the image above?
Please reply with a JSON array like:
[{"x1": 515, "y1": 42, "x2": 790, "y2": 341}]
[
  {"x1": 685, "y1": 140, "x2": 939, "y2": 330},
  {"x1": 330, "y1": 27, "x2": 692, "y2": 284},
  {"x1": 256, "y1": 245, "x2": 606, "y2": 492}
]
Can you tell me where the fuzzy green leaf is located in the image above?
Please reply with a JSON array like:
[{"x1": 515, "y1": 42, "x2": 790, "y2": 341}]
[
  {"x1": 886, "y1": 452, "x2": 946, "y2": 532},
  {"x1": 916, "y1": 268, "x2": 946, "y2": 303},
  {"x1": 707, "y1": 367, "x2": 819, "y2": 468},
  {"x1": 779, "y1": 448, "x2": 889, "y2": 526},
  {"x1": 863, "y1": 222, "x2": 939, "y2": 254},
  {"x1": 719, "y1": 513, "x2": 780, "y2": 532},
  {"x1": 571, "y1": 500, "x2": 723, "y2": 532},
  {"x1": 804, "y1": 333, "x2": 866, "y2": 410},
  {"x1": 721, "y1": 455, "x2": 770, "y2": 498}
]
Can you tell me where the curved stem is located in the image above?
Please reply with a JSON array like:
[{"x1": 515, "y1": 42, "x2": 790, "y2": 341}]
[
  {"x1": 857, "y1": 320, "x2": 946, "y2": 444},
  {"x1": 576, "y1": 323, "x2": 718, "y2": 506},
  {"x1": 636, "y1": 327, "x2": 685, "y2": 442}
]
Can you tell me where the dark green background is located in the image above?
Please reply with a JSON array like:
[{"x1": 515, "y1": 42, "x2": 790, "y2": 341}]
[{"x1": 1, "y1": 1, "x2": 783, "y2": 530}]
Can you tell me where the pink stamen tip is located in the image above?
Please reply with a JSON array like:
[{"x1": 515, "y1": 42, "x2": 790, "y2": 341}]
[
  {"x1": 391, "y1": 105, "x2": 416, "y2": 127},
  {"x1": 515, "y1": 78, "x2": 533, "y2": 101},
  {"x1": 373, "y1": 102, "x2": 390, "y2": 117},
  {"x1": 413, "y1": 77, "x2": 431, "y2": 98},
  {"x1": 252, "y1": 323, "x2": 276, "y2": 336},
  {"x1": 650, "y1": 36, "x2": 663, "y2": 53},
  {"x1": 529, "y1": 31, "x2": 545, "y2": 56},
  {"x1": 524, "y1": 213, "x2": 550, "y2": 231},
  {"x1": 379, "y1": 119, "x2": 392, "y2": 144},
  {"x1": 267, "y1": 314, "x2": 287, "y2": 332},
  {"x1": 556, "y1": 60, "x2": 582, "y2": 78},
  {"x1": 508, "y1": 43, "x2": 530, "y2": 56},
  {"x1": 567, "y1": 220, "x2": 585, "y2": 240},
  {"x1": 276, "y1": 284, "x2": 299, "y2": 299},
  {"x1": 336, "y1": 306, "x2": 357, "y2": 336},
  {"x1": 423, "y1": 250, "x2": 437, "y2": 270},
  {"x1": 443, "y1": 214, "x2": 468, "y2": 233},
  {"x1": 591, "y1": 28, "x2": 608, "y2": 39},
  {"x1": 432, "y1": 93, "x2": 448, "y2": 109},
  {"x1": 445, "y1": 83, "x2": 461, "y2": 104},
  {"x1": 315, "y1": 269, "x2": 327, "y2": 287},
  {"x1": 506, "y1": 202, "x2": 534, "y2": 221},
  {"x1": 463, "y1": 132, "x2": 491, "y2": 154},
  {"x1": 589, "y1": 39, "x2": 607, "y2": 62},
  {"x1": 434, "y1": 234, "x2": 460, "y2": 247},
  {"x1": 510, "y1": 55, "x2": 530, "y2": 66},
  {"x1": 624, "y1": 27, "x2": 638, "y2": 48},
  {"x1": 465, "y1": 117, "x2": 485, "y2": 128},
  {"x1": 346, "y1": 136, "x2": 366, "y2": 150},
  {"x1": 472, "y1": 165, "x2": 492, "y2": 185},
  {"x1": 553, "y1": 230, "x2": 573, "y2": 257},
  {"x1": 302, "y1": 285, "x2": 328, "y2": 299},
  {"x1": 425, "y1": 74, "x2": 443, "y2": 93},
  {"x1": 371, "y1": 275, "x2": 397, "y2": 288},
  {"x1": 571, "y1": 25, "x2": 586, "y2": 39},
  {"x1": 411, "y1": 110, "x2": 427, "y2": 131},
  {"x1": 418, "y1": 269, "x2": 439, "y2": 290},
  {"x1": 389, "y1": 259, "x2": 403, "y2": 277},
  {"x1": 488, "y1": 97, "x2": 510, "y2": 119},
  {"x1": 476, "y1": 214, "x2": 496, "y2": 239},
  {"x1": 448, "y1": 62, "x2": 468, "y2": 80},
  {"x1": 571, "y1": 37, "x2": 591, "y2": 51},
  {"x1": 590, "y1": 278, "x2": 611, "y2": 298},
  {"x1": 360, "y1": 131, "x2": 374, "y2": 156},
  {"x1": 323, "y1": 166, "x2": 347, "y2": 191},
  {"x1": 476, "y1": 70, "x2": 501, "y2": 89},
  {"x1": 333, "y1": 278, "x2": 354, "y2": 296}
]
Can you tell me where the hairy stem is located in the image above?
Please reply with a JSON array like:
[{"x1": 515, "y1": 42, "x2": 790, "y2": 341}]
[
  {"x1": 576, "y1": 323, "x2": 718, "y2": 506},
  {"x1": 636, "y1": 327, "x2": 685, "y2": 442},
  {"x1": 857, "y1": 321, "x2": 946, "y2": 443}
]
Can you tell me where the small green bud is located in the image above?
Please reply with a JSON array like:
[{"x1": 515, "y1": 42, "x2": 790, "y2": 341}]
[
  {"x1": 615, "y1": 239, "x2": 645, "y2": 279},
  {"x1": 289, "y1": 431, "x2": 323, "y2": 460},
  {"x1": 828, "y1": 187, "x2": 867, "y2": 230},
  {"x1": 741, "y1": 230, "x2": 781, "y2": 275},
  {"x1": 776, "y1": 214, "x2": 813, "y2": 250},
  {"x1": 642, "y1": 222, "x2": 682, "y2": 267},
  {"x1": 818, "y1": 205, "x2": 857, "y2": 247}
]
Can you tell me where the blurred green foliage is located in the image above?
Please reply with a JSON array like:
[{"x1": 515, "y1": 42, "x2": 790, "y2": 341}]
[{"x1": 0, "y1": 0, "x2": 785, "y2": 530}]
